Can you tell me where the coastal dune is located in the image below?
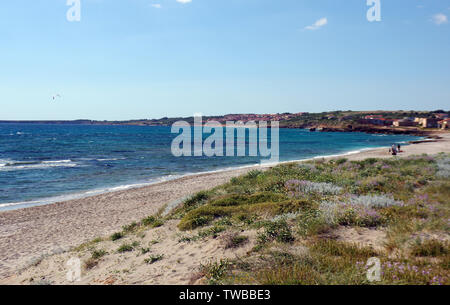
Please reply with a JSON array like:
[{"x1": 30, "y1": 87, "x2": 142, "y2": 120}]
[{"x1": 0, "y1": 132, "x2": 449, "y2": 281}]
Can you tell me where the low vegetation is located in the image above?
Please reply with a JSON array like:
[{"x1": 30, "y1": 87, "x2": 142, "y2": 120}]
[
  {"x1": 144, "y1": 254, "x2": 164, "y2": 264},
  {"x1": 223, "y1": 233, "x2": 249, "y2": 249},
  {"x1": 199, "y1": 259, "x2": 231, "y2": 285},
  {"x1": 117, "y1": 243, "x2": 134, "y2": 253},
  {"x1": 171, "y1": 153, "x2": 450, "y2": 285},
  {"x1": 35, "y1": 153, "x2": 449, "y2": 285},
  {"x1": 411, "y1": 239, "x2": 448, "y2": 257}
]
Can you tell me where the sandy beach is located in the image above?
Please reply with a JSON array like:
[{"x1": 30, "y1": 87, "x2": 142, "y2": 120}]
[{"x1": 1, "y1": 132, "x2": 449, "y2": 282}]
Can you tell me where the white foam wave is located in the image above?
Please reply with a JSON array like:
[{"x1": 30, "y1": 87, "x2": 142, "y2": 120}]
[
  {"x1": 97, "y1": 158, "x2": 126, "y2": 162},
  {"x1": 0, "y1": 159, "x2": 78, "y2": 171},
  {"x1": 42, "y1": 160, "x2": 72, "y2": 164}
]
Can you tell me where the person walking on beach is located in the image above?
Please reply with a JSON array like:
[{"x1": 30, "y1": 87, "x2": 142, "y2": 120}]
[{"x1": 397, "y1": 144, "x2": 401, "y2": 152}]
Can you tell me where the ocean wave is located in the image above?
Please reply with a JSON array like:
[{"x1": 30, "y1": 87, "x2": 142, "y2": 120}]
[
  {"x1": 42, "y1": 160, "x2": 72, "y2": 164},
  {"x1": 0, "y1": 159, "x2": 78, "y2": 171},
  {"x1": 96, "y1": 158, "x2": 126, "y2": 162}
]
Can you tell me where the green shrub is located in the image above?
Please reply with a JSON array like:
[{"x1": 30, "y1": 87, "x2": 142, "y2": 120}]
[
  {"x1": 179, "y1": 215, "x2": 214, "y2": 231},
  {"x1": 178, "y1": 236, "x2": 195, "y2": 243},
  {"x1": 117, "y1": 244, "x2": 134, "y2": 253},
  {"x1": 110, "y1": 232, "x2": 124, "y2": 241},
  {"x1": 178, "y1": 206, "x2": 236, "y2": 230},
  {"x1": 142, "y1": 216, "x2": 156, "y2": 226},
  {"x1": 216, "y1": 217, "x2": 233, "y2": 226},
  {"x1": 235, "y1": 213, "x2": 256, "y2": 225},
  {"x1": 142, "y1": 216, "x2": 164, "y2": 228},
  {"x1": 264, "y1": 220, "x2": 294, "y2": 243},
  {"x1": 198, "y1": 225, "x2": 226, "y2": 238},
  {"x1": 91, "y1": 249, "x2": 107, "y2": 259},
  {"x1": 230, "y1": 177, "x2": 239, "y2": 185},
  {"x1": 297, "y1": 209, "x2": 332, "y2": 236},
  {"x1": 256, "y1": 231, "x2": 270, "y2": 245},
  {"x1": 224, "y1": 233, "x2": 249, "y2": 249},
  {"x1": 336, "y1": 158, "x2": 348, "y2": 165},
  {"x1": 144, "y1": 254, "x2": 164, "y2": 264},
  {"x1": 200, "y1": 259, "x2": 230, "y2": 284},
  {"x1": 411, "y1": 239, "x2": 448, "y2": 257},
  {"x1": 184, "y1": 191, "x2": 211, "y2": 207},
  {"x1": 122, "y1": 222, "x2": 138, "y2": 233},
  {"x1": 140, "y1": 247, "x2": 151, "y2": 254},
  {"x1": 245, "y1": 170, "x2": 263, "y2": 179}
]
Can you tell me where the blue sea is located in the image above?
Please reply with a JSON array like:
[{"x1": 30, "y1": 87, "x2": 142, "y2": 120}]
[{"x1": 0, "y1": 123, "x2": 421, "y2": 211}]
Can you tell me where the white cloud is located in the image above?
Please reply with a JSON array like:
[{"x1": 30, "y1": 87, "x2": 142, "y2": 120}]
[
  {"x1": 432, "y1": 13, "x2": 448, "y2": 25},
  {"x1": 151, "y1": 4, "x2": 162, "y2": 9},
  {"x1": 304, "y1": 17, "x2": 328, "y2": 30},
  {"x1": 176, "y1": 0, "x2": 192, "y2": 3}
]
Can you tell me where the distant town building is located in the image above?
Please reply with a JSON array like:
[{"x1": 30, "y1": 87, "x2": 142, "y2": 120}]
[
  {"x1": 361, "y1": 115, "x2": 394, "y2": 126},
  {"x1": 392, "y1": 118, "x2": 418, "y2": 127},
  {"x1": 415, "y1": 117, "x2": 439, "y2": 128},
  {"x1": 438, "y1": 119, "x2": 450, "y2": 129}
]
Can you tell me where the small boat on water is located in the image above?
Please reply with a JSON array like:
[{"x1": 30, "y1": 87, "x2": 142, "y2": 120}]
[{"x1": 309, "y1": 128, "x2": 316, "y2": 132}]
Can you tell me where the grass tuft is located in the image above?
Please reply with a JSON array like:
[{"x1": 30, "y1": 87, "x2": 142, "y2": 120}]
[
  {"x1": 411, "y1": 239, "x2": 448, "y2": 257},
  {"x1": 144, "y1": 254, "x2": 164, "y2": 264}
]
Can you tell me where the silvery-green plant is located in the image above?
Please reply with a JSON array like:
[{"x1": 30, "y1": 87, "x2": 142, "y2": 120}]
[
  {"x1": 272, "y1": 212, "x2": 300, "y2": 222},
  {"x1": 298, "y1": 163, "x2": 317, "y2": 171},
  {"x1": 318, "y1": 201, "x2": 339, "y2": 226},
  {"x1": 319, "y1": 199, "x2": 384, "y2": 227},
  {"x1": 436, "y1": 157, "x2": 450, "y2": 178},
  {"x1": 348, "y1": 195, "x2": 403, "y2": 208},
  {"x1": 286, "y1": 180, "x2": 343, "y2": 197}
]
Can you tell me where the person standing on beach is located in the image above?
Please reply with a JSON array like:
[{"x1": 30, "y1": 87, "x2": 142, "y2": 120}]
[{"x1": 398, "y1": 144, "x2": 401, "y2": 152}]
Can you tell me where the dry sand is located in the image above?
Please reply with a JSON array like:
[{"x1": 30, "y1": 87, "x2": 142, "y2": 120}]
[
  {"x1": 0, "y1": 167, "x2": 255, "y2": 279},
  {"x1": 1, "y1": 132, "x2": 449, "y2": 283}
]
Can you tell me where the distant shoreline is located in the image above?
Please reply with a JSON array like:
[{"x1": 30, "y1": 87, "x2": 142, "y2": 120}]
[{"x1": 0, "y1": 120, "x2": 434, "y2": 136}]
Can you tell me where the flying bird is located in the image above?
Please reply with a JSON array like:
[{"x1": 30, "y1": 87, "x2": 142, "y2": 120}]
[{"x1": 52, "y1": 94, "x2": 61, "y2": 101}]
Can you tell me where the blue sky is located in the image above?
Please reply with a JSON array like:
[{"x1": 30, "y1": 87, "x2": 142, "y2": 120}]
[{"x1": 0, "y1": 0, "x2": 449, "y2": 120}]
